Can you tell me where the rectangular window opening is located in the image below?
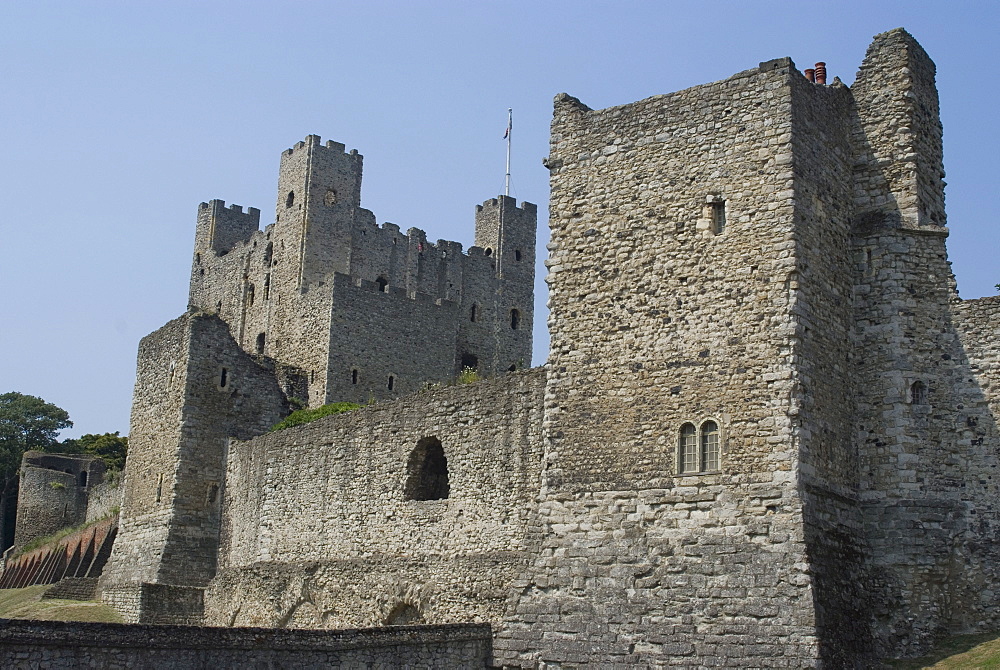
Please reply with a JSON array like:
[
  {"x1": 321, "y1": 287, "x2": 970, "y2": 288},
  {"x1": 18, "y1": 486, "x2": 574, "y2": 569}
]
[{"x1": 710, "y1": 201, "x2": 726, "y2": 234}]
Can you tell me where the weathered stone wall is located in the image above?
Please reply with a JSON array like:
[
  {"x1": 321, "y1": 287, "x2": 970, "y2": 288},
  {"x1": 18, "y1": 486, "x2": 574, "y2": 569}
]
[
  {"x1": 785, "y1": 51, "x2": 875, "y2": 666},
  {"x1": 0, "y1": 619, "x2": 491, "y2": 669},
  {"x1": 497, "y1": 59, "x2": 823, "y2": 668},
  {"x1": 13, "y1": 468, "x2": 84, "y2": 552},
  {"x1": 84, "y1": 476, "x2": 122, "y2": 524},
  {"x1": 101, "y1": 311, "x2": 288, "y2": 605},
  {"x1": 13, "y1": 453, "x2": 106, "y2": 552},
  {"x1": 844, "y1": 30, "x2": 1000, "y2": 658},
  {"x1": 205, "y1": 369, "x2": 544, "y2": 630}
]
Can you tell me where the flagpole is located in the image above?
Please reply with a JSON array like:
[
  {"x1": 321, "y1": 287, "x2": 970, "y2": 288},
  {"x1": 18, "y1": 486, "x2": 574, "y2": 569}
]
[{"x1": 504, "y1": 108, "x2": 512, "y2": 196}]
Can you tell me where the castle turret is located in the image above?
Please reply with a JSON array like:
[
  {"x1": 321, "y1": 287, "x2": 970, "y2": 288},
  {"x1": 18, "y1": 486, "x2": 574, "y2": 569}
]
[
  {"x1": 275, "y1": 135, "x2": 364, "y2": 287},
  {"x1": 472, "y1": 196, "x2": 536, "y2": 372}
]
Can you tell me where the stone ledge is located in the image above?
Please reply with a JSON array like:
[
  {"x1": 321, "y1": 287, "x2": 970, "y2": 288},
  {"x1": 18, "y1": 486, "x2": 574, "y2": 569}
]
[{"x1": 0, "y1": 618, "x2": 491, "y2": 652}]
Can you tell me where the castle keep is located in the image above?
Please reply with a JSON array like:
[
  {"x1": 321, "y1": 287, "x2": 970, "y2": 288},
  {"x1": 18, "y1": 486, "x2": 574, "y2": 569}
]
[{"x1": 8, "y1": 28, "x2": 1000, "y2": 668}]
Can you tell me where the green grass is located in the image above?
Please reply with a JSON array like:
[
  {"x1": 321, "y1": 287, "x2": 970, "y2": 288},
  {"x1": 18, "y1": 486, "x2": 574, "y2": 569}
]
[
  {"x1": 0, "y1": 585, "x2": 123, "y2": 623},
  {"x1": 456, "y1": 367, "x2": 480, "y2": 384},
  {"x1": 269, "y1": 401, "x2": 363, "y2": 432},
  {"x1": 885, "y1": 631, "x2": 1000, "y2": 669}
]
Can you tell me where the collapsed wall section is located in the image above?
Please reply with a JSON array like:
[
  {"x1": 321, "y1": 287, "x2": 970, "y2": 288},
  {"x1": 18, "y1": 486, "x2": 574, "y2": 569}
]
[
  {"x1": 101, "y1": 312, "x2": 288, "y2": 621},
  {"x1": 206, "y1": 369, "x2": 544, "y2": 629},
  {"x1": 13, "y1": 453, "x2": 106, "y2": 552},
  {"x1": 496, "y1": 61, "x2": 821, "y2": 667},
  {"x1": 847, "y1": 29, "x2": 1000, "y2": 657}
]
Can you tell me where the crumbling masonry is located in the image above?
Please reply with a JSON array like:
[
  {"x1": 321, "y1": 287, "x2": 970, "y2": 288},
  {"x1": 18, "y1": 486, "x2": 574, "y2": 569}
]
[{"x1": 23, "y1": 27, "x2": 1000, "y2": 666}]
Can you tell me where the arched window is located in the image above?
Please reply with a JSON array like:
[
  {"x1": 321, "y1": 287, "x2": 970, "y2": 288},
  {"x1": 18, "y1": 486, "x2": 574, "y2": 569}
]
[
  {"x1": 255, "y1": 333, "x2": 266, "y2": 355},
  {"x1": 910, "y1": 380, "x2": 927, "y2": 405},
  {"x1": 285, "y1": 191, "x2": 294, "y2": 208},
  {"x1": 679, "y1": 423, "x2": 697, "y2": 474},
  {"x1": 679, "y1": 421, "x2": 721, "y2": 474},
  {"x1": 376, "y1": 276, "x2": 389, "y2": 293},
  {"x1": 485, "y1": 247, "x2": 493, "y2": 257},
  {"x1": 700, "y1": 421, "x2": 719, "y2": 471},
  {"x1": 385, "y1": 603, "x2": 423, "y2": 626},
  {"x1": 510, "y1": 309, "x2": 520, "y2": 330},
  {"x1": 404, "y1": 437, "x2": 449, "y2": 501}
]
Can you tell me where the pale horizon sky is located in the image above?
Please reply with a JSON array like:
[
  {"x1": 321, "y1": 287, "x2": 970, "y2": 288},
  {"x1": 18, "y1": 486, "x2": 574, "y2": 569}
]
[{"x1": 3, "y1": 1, "x2": 998, "y2": 439}]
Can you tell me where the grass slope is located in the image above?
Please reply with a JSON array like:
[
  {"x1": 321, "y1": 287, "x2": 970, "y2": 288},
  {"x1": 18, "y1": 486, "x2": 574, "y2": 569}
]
[
  {"x1": 885, "y1": 632, "x2": 1000, "y2": 669},
  {"x1": 0, "y1": 585, "x2": 123, "y2": 623}
]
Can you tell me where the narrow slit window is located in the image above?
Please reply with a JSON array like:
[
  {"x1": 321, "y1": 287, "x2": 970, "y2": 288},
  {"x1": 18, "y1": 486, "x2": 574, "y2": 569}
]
[
  {"x1": 510, "y1": 309, "x2": 521, "y2": 330},
  {"x1": 352, "y1": 369, "x2": 358, "y2": 385},
  {"x1": 470, "y1": 304, "x2": 478, "y2": 322},
  {"x1": 155, "y1": 474, "x2": 164, "y2": 503},
  {"x1": 220, "y1": 368, "x2": 228, "y2": 389},
  {"x1": 264, "y1": 274, "x2": 271, "y2": 300},
  {"x1": 247, "y1": 283, "x2": 255, "y2": 307},
  {"x1": 387, "y1": 375, "x2": 395, "y2": 391},
  {"x1": 710, "y1": 201, "x2": 726, "y2": 234},
  {"x1": 376, "y1": 276, "x2": 389, "y2": 293},
  {"x1": 255, "y1": 333, "x2": 266, "y2": 355},
  {"x1": 285, "y1": 191, "x2": 294, "y2": 208},
  {"x1": 514, "y1": 249, "x2": 522, "y2": 261}
]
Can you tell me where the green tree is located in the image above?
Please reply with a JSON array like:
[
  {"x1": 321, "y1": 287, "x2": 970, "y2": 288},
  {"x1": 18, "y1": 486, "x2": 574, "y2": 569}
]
[
  {"x1": 0, "y1": 392, "x2": 73, "y2": 550},
  {"x1": 61, "y1": 432, "x2": 128, "y2": 471}
]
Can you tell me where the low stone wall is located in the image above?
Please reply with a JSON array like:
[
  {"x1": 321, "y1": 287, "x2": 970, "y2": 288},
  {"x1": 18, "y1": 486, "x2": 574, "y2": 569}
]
[{"x1": 0, "y1": 619, "x2": 492, "y2": 669}]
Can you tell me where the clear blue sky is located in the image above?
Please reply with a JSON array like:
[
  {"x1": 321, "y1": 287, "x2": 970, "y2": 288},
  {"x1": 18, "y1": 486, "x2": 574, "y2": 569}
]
[{"x1": 3, "y1": 1, "x2": 998, "y2": 439}]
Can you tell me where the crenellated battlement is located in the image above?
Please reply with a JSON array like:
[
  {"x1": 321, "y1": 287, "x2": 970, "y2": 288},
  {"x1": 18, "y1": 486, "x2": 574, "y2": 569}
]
[
  {"x1": 282, "y1": 134, "x2": 361, "y2": 159},
  {"x1": 475, "y1": 196, "x2": 537, "y2": 216}
]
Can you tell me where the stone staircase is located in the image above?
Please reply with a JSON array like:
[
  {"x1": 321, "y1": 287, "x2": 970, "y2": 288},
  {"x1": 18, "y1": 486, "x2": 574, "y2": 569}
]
[{"x1": 42, "y1": 577, "x2": 99, "y2": 601}]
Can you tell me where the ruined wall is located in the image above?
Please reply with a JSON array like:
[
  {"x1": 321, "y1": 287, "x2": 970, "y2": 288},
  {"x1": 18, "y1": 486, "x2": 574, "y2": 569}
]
[
  {"x1": 205, "y1": 369, "x2": 544, "y2": 630},
  {"x1": 101, "y1": 311, "x2": 288, "y2": 609},
  {"x1": 84, "y1": 476, "x2": 122, "y2": 524},
  {"x1": 13, "y1": 453, "x2": 106, "y2": 552},
  {"x1": 846, "y1": 29, "x2": 1000, "y2": 657},
  {"x1": 0, "y1": 619, "x2": 491, "y2": 669},
  {"x1": 497, "y1": 60, "x2": 822, "y2": 668}
]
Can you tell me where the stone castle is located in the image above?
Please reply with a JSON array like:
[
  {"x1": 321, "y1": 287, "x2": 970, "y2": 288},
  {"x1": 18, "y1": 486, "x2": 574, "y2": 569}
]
[{"x1": 7, "y1": 27, "x2": 1000, "y2": 667}]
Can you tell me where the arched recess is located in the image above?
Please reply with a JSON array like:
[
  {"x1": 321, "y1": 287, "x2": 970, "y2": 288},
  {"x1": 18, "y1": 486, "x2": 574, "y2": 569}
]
[
  {"x1": 384, "y1": 602, "x2": 424, "y2": 625},
  {"x1": 404, "y1": 437, "x2": 449, "y2": 501}
]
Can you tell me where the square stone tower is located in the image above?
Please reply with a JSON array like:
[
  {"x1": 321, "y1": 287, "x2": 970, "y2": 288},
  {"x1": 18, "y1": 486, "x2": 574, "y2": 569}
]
[{"x1": 496, "y1": 28, "x2": 1000, "y2": 667}]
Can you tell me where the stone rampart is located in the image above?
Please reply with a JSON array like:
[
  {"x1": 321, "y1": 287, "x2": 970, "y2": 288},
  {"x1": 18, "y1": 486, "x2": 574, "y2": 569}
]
[
  {"x1": 0, "y1": 619, "x2": 491, "y2": 669},
  {"x1": 205, "y1": 368, "x2": 545, "y2": 629}
]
